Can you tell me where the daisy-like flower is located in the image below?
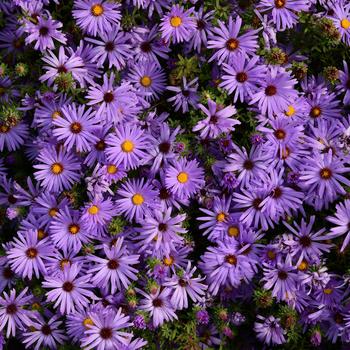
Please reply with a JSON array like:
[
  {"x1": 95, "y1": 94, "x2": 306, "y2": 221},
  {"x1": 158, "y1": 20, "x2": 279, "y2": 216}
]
[
  {"x1": 80, "y1": 197, "x2": 115, "y2": 228},
  {"x1": 138, "y1": 287, "x2": 178, "y2": 327},
  {"x1": 327, "y1": 200, "x2": 350, "y2": 252},
  {"x1": 165, "y1": 158, "x2": 205, "y2": 200},
  {"x1": 128, "y1": 61, "x2": 166, "y2": 101},
  {"x1": 33, "y1": 146, "x2": 81, "y2": 193},
  {"x1": 6, "y1": 229, "x2": 55, "y2": 280},
  {"x1": 25, "y1": 15, "x2": 67, "y2": 51},
  {"x1": 254, "y1": 315, "x2": 286, "y2": 346},
  {"x1": 53, "y1": 103, "x2": 99, "y2": 152},
  {"x1": 166, "y1": 77, "x2": 199, "y2": 113},
  {"x1": 193, "y1": 99, "x2": 240, "y2": 139},
  {"x1": 199, "y1": 241, "x2": 255, "y2": 295},
  {"x1": 86, "y1": 28, "x2": 131, "y2": 70},
  {"x1": 208, "y1": 16, "x2": 259, "y2": 65},
  {"x1": 250, "y1": 67, "x2": 298, "y2": 115},
  {"x1": 300, "y1": 150, "x2": 350, "y2": 204},
  {"x1": 0, "y1": 121, "x2": 29, "y2": 151},
  {"x1": 163, "y1": 262, "x2": 207, "y2": 310},
  {"x1": 257, "y1": 0, "x2": 310, "y2": 32},
  {"x1": 40, "y1": 46, "x2": 87, "y2": 87},
  {"x1": 330, "y1": 2, "x2": 350, "y2": 46},
  {"x1": 137, "y1": 207, "x2": 187, "y2": 255},
  {"x1": 80, "y1": 307, "x2": 133, "y2": 349},
  {"x1": 72, "y1": 0, "x2": 121, "y2": 37},
  {"x1": 87, "y1": 237, "x2": 139, "y2": 293},
  {"x1": 337, "y1": 61, "x2": 350, "y2": 105},
  {"x1": 284, "y1": 216, "x2": 331, "y2": 265},
  {"x1": 115, "y1": 178, "x2": 158, "y2": 222},
  {"x1": 0, "y1": 288, "x2": 34, "y2": 338},
  {"x1": 22, "y1": 315, "x2": 67, "y2": 350},
  {"x1": 105, "y1": 124, "x2": 149, "y2": 170},
  {"x1": 42, "y1": 263, "x2": 96, "y2": 315},
  {"x1": 306, "y1": 91, "x2": 341, "y2": 123},
  {"x1": 50, "y1": 206, "x2": 90, "y2": 252},
  {"x1": 262, "y1": 256, "x2": 298, "y2": 301},
  {"x1": 160, "y1": 4, "x2": 195, "y2": 44},
  {"x1": 220, "y1": 55, "x2": 267, "y2": 103}
]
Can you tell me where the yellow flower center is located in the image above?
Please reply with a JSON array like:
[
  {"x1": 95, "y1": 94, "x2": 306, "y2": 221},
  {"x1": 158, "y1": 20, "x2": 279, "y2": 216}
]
[
  {"x1": 37, "y1": 229, "x2": 46, "y2": 240},
  {"x1": 132, "y1": 193, "x2": 144, "y2": 205},
  {"x1": 267, "y1": 250, "x2": 276, "y2": 260},
  {"x1": 140, "y1": 75, "x2": 152, "y2": 87},
  {"x1": 60, "y1": 258, "x2": 71, "y2": 270},
  {"x1": 298, "y1": 260, "x2": 309, "y2": 271},
  {"x1": 49, "y1": 207, "x2": 58, "y2": 217},
  {"x1": 228, "y1": 226, "x2": 240, "y2": 237},
  {"x1": 121, "y1": 140, "x2": 134, "y2": 153},
  {"x1": 216, "y1": 212, "x2": 226, "y2": 222},
  {"x1": 91, "y1": 3, "x2": 104, "y2": 16},
  {"x1": 285, "y1": 105, "x2": 295, "y2": 117},
  {"x1": 88, "y1": 205, "x2": 99, "y2": 215},
  {"x1": 0, "y1": 124, "x2": 9, "y2": 133},
  {"x1": 324, "y1": 288, "x2": 333, "y2": 295},
  {"x1": 83, "y1": 317, "x2": 94, "y2": 328},
  {"x1": 68, "y1": 224, "x2": 80, "y2": 235},
  {"x1": 51, "y1": 110, "x2": 61, "y2": 119},
  {"x1": 163, "y1": 256, "x2": 174, "y2": 266},
  {"x1": 341, "y1": 18, "x2": 350, "y2": 29},
  {"x1": 51, "y1": 162, "x2": 64, "y2": 175},
  {"x1": 107, "y1": 164, "x2": 117, "y2": 174},
  {"x1": 177, "y1": 171, "x2": 188, "y2": 184},
  {"x1": 170, "y1": 16, "x2": 182, "y2": 27}
]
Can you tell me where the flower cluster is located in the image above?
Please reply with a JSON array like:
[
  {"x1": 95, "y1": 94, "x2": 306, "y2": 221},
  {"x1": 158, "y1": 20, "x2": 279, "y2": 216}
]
[{"x1": 2, "y1": 0, "x2": 350, "y2": 349}]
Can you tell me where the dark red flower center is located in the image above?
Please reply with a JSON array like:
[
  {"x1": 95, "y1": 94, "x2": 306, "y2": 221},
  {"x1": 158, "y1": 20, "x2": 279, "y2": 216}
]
[
  {"x1": 179, "y1": 279, "x2": 187, "y2": 287},
  {"x1": 26, "y1": 248, "x2": 38, "y2": 259},
  {"x1": 140, "y1": 41, "x2": 152, "y2": 52},
  {"x1": 107, "y1": 259, "x2": 119, "y2": 270},
  {"x1": 236, "y1": 72, "x2": 248, "y2": 83},
  {"x1": 182, "y1": 89, "x2": 190, "y2": 97},
  {"x1": 243, "y1": 159, "x2": 254, "y2": 170},
  {"x1": 274, "y1": 129, "x2": 286, "y2": 140},
  {"x1": 41, "y1": 324, "x2": 52, "y2": 335},
  {"x1": 226, "y1": 38, "x2": 239, "y2": 51},
  {"x1": 159, "y1": 188, "x2": 170, "y2": 200},
  {"x1": 62, "y1": 281, "x2": 74, "y2": 292},
  {"x1": 320, "y1": 168, "x2": 332, "y2": 179},
  {"x1": 57, "y1": 65, "x2": 67, "y2": 73},
  {"x1": 95, "y1": 140, "x2": 106, "y2": 151},
  {"x1": 278, "y1": 270, "x2": 288, "y2": 280},
  {"x1": 39, "y1": 26, "x2": 49, "y2": 36},
  {"x1": 158, "y1": 223, "x2": 168, "y2": 231},
  {"x1": 272, "y1": 187, "x2": 283, "y2": 198},
  {"x1": 8, "y1": 194, "x2": 17, "y2": 204},
  {"x1": 252, "y1": 198, "x2": 262, "y2": 210},
  {"x1": 6, "y1": 304, "x2": 17, "y2": 314},
  {"x1": 105, "y1": 41, "x2": 115, "y2": 52},
  {"x1": 159, "y1": 142, "x2": 171, "y2": 153},
  {"x1": 103, "y1": 92, "x2": 114, "y2": 103},
  {"x1": 3, "y1": 267, "x2": 14, "y2": 279},
  {"x1": 210, "y1": 115, "x2": 218, "y2": 124},
  {"x1": 197, "y1": 19, "x2": 206, "y2": 30},
  {"x1": 299, "y1": 235, "x2": 312, "y2": 247},
  {"x1": 152, "y1": 298, "x2": 163, "y2": 307},
  {"x1": 225, "y1": 254, "x2": 237, "y2": 265},
  {"x1": 100, "y1": 327, "x2": 113, "y2": 339},
  {"x1": 265, "y1": 85, "x2": 277, "y2": 96}
]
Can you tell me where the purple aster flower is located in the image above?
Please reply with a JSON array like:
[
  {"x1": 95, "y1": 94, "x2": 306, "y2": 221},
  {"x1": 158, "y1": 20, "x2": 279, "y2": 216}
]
[
  {"x1": 128, "y1": 61, "x2": 166, "y2": 101},
  {"x1": 0, "y1": 121, "x2": 29, "y2": 152},
  {"x1": 137, "y1": 207, "x2": 187, "y2": 255},
  {"x1": 105, "y1": 124, "x2": 150, "y2": 170},
  {"x1": 0, "y1": 288, "x2": 34, "y2": 338},
  {"x1": 327, "y1": 200, "x2": 350, "y2": 252},
  {"x1": 199, "y1": 241, "x2": 255, "y2": 295},
  {"x1": 115, "y1": 178, "x2": 158, "y2": 222},
  {"x1": 254, "y1": 315, "x2": 286, "y2": 346},
  {"x1": 284, "y1": 216, "x2": 331, "y2": 265},
  {"x1": 160, "y1": 5, "x2": 195, "y2": 44},
  {"x1": 50, "y1": 206, "x2": 90, "y2": 252},
  {"x1": 80, "y1": 307, "x2": 133, "y2": 349},
  {"x1": 0, "y1": 76, "x2": 20, "y2": 103},
  {"x1": 220, "y1": 55, "x2": 267, "y2": 103},
  {"x1": 306, "y1": 91, "x2": 341, "y2": 123},
  {"x1": 53, "y1": 103, "x2": 99, "y2": 152},
  {"x1": 165, "y1": 157, "x2": 205, "y2": 200},
  {"x1": 330, "y1": 2, "x2": 350, "y2": 46},
  {"x1": 193, "y1": 99, "x2": 240, "y2": 139},
  {"x1": 208, "y1": 16, "x2": 259, "y2": 65},
  {"x1": 166, "y1": 77, "x2": 199, "y2": 113},
  {"x1": 40, "y1": 46, "x2": 87, "y2": 88},
  {"x1": 6, "y1": 229, "x2": 55, "y2": 280},
  {"x1": 257, "y1": 0, "x2": 310, "y2": 31},
  {"x1": 138, "y1": 287, "x2": 178, "y2": 327},
  {"x1": 22, "y1": 314, "x2": 67, "y2": 350},
  {"x1": 42, "y1": 263, "x2": 96, "y2": 315},
  {"x1": 25, "y1": 15, "x2": 66, "y2": 51},
  {"x1": 300, "y1": 151, "x2": 350, "y2": 204},
  {"x1": 33, "y1": 146, "x2": 81, "y2": 193},
  {"x1": 262, "y1": 255, "x2": 298, "y2": 302},
  {"x1": 337, "y1": 61, "x2": 350, "y2": 105},
  {"x1": 163, "y1": 262, "x2": 207, "y2": 310},
  {"x1": 73, "y1": 0, "x2": 121, "y2": 37},
  {"x1": 87, "y1": 237, "x2": 139, "y2": 293},
  {"x1": 86, "y1": 28, "x2": 131, "y2": 70},
  {"x1": 250, "y1": 67, "x2": 298, "y2": 115}
]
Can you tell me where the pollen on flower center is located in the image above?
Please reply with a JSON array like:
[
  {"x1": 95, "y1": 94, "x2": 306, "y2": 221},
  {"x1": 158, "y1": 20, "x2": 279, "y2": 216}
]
[
  {"x1": 91, "y1": 3, "x2": 104, "y2": 17},
  {"x1": 285, "y1": 105, "x2": 295, "y2": 117},
  {"x1": 323, "y1": 288, "x2": 333, "y2": 295},
  {"x1": 310, "y1": 106, "x2": 322, "y2": 118},
  {"x1": 298, "y1": 260, "x2": 309, "y2": 271},
  {"x1": 107, "y1": 164, "x2": 117, "y2": 174},
  {"x1": 216, "y1": 212, "x2": 226, "y2": 222},
  {"x1": 132, "y1": 193, "x2": 144, "y2": 205},
  {"x1": 274, "y1": 0, "x2": 285, "y2": 8},
  {"x1": 51, "y1": 110, "x2": 62, "y2": 119},
  {"x1": 341, "y1": 18, "x2": 350, "y2": 29},
  {"x1": 163, "y1": 256, "x2": 174, "y2": 266},
  {"x1": 267, "y1": 250, "x2": 276, "y2": 260},
  {"x1": 121, "y1": 140, "x2": 134, "y2": 152},
  {"x1": 68, "y1": 224, "x2": 80, "y2": 235},
  {"x1": 70, "y1": 122, "x2": 82, "y2": 134},
  {"x1": 51, "y1": 162, "x2": 64, "y2": 175},
  {"x1": 60, "y1": 258, "x2": 71, "y2": 270},
  {"x1": 26, "y1": 248, "x2": 38, "y2": 259},
  {"x1": 320, "y1": 167, "x2": 332, "y2": 179},
  {"x1": 95, "y1": 140, "x2": 106, "y2": 151},
  {"x1": 88, "y1": 205, "x2": 99, "y2": 215},
  {"x1": 226, "y1": 38, "x2": 239, "y2": 51},
  {"x1": 225, "y1": 254, "x2": 237, "y2": 265},
  {"x1": 140, "y1": 75, "x2": 152, "y2": 87},
  {"x1": 228, "y1": 225, "x2": 240, "y2": 237},
  {"x1": 37, "y1": 229, "x2": 46, "y2": 240},
  {"x1": 274, "y1": 129, "x2": 286, "y2": 140},
  {"x1": 177, "y1": 171, "x2": 188, "y2": 183},
  {"x1": 170, "y1": 16, "x2": 182, "y2": 27},
  {"x1": 83, "y1": 317, "x2": 94, "y2": 328},
  {"x1": 0, "y1": 124, "x2": 9, "y2": 133}
]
